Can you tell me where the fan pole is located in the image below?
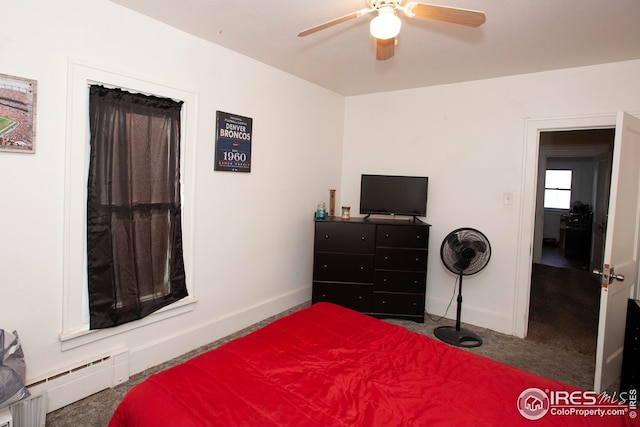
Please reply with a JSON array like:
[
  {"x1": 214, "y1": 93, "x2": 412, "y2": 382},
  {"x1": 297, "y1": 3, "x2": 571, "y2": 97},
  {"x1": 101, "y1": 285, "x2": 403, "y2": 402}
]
[
  {"x1": 455, "y1": 273, "x2": 463, "y2": 331},
  {"x1": 434, "y1": 271, "x2": 483, "y2": 348}
]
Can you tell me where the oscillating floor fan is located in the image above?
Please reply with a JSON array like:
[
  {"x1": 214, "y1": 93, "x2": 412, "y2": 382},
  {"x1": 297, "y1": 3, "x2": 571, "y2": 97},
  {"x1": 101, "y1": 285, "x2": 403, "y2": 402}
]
[{"x1": 435, "y1": 227, "x2": 491, "y2": 348}]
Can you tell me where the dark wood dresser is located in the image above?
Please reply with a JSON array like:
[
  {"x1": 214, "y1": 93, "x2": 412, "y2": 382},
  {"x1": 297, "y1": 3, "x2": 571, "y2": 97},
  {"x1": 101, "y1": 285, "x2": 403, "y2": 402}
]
[{"x1": 312, "y1": 216, "x2": 430, "y2": 322}]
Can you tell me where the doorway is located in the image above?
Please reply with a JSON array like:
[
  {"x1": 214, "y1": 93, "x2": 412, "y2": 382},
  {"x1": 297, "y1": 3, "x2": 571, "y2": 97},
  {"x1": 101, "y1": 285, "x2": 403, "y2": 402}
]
[
  {"x1": 517, "y1": 112, "x2": 640, "y2": 392},
  {"x1": 527, "y1": 129, "x2": 615, "y2": 358}
]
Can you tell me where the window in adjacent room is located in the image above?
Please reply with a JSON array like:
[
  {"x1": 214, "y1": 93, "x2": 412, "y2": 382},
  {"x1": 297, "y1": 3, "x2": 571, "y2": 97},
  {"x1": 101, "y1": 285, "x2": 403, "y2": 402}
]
[
  {"x1": 543, "y1": 169, "x2": 572, "y2": 209},
  {"x1": 86, "y1": 85, "x2": 188, "y2": 329}
]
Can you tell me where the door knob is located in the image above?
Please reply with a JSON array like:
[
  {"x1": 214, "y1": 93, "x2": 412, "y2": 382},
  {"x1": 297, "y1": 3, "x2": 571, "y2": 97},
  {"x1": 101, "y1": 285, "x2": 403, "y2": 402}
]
[{"x1": 593, "y1": 264, "x2": 624, "y2": 286}]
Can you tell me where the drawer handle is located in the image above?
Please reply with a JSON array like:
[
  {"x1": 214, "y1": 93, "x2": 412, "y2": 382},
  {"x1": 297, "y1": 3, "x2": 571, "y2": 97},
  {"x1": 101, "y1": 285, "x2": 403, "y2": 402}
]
[
  {"x1": 381, "y1": 300, "x2": 387, "y2": 304},
  {"x1": 358, "y1": 296, "x2": 363, "y2": 300},
  {"x1": 324, "y1": 235, "x2": 330, "y2": 239},
  {"x1": 385, "y1": 234, "x2": 390, "y2": 239},
  {"x1": 416, "y1": 235, "x2": 421, "y2": 239},
  {"x1": 361, "y1": 236, "x2": 366, "y2": 240},
  {"x1": 415, "y1": 257, "x2": 421, "y2": 262},
  {"x1": 383, "y1": 278, "x2": 388, "y2": 283},
  {"x1": 414, "y1": 280, "x2": 419, "y2": 284},
  {"x1": 384, "y1": 256, "x2": 389, "y2": 260},
  {"x1": 360, "y1": 266, "x2": 365, "y2": 270},
  {"x1": 323, "y1": 264, "x2": 328, "y2": 268}
]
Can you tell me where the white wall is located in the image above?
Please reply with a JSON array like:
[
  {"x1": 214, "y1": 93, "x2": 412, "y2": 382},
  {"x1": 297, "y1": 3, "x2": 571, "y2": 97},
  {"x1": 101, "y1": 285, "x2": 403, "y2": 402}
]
[
  {"x1": 0, "y1": 0, "x2": 344, "y2": 409},
  {"x1": 342, "y1": 59, "x2": 640, "y2": 334}
]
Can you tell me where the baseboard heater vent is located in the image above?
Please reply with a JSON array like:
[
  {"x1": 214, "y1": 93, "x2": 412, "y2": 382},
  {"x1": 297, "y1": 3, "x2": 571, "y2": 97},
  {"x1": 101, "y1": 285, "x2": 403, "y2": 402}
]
[
  {"x1": 23, "y1": 352, "x2": 127, "y2": 413},
  {"x1": 9, "y1": 392, "x2": 47, "y2": 427},
  {"x1": 26, "y1": 356, "x2": 111, "y2": 389}
]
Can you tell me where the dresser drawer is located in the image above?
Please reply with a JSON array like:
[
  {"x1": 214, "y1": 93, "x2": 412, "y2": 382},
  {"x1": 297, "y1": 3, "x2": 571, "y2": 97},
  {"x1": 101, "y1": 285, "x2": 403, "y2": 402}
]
[
  {"x1": 315, "y1": 222, "x2": 376, "y2": 253},
  {"x1": 313, "y1": 253, "x2": 375, "y2": 283},
  {"x1": 375, "y1": 248, "x2": 427, "y2": 272},
  {"x1": 373, "y1": 292, "x2": 425, "y2": 315},
  {"x1": 376, "y1": 225, "x2": 429, "y2": 249},
  {"x1": 312, "y1": 282, "x2": 373, "y2": 312},
  {"x1": 374, "y1": 270, "x2": 426, "y2": 293}
]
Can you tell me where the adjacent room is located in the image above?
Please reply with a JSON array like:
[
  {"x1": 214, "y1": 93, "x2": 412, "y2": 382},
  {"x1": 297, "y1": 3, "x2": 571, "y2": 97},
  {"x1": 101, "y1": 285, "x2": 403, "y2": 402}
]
[{"x1": 1, "y1": 0, "x2": 640, "y2": 425}]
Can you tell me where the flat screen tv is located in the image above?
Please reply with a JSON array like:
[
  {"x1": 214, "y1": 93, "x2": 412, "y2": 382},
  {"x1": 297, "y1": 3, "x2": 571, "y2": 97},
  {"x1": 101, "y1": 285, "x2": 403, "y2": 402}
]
[{"x1": 359, "y1": 174, "x2": 428, "y2": 218}]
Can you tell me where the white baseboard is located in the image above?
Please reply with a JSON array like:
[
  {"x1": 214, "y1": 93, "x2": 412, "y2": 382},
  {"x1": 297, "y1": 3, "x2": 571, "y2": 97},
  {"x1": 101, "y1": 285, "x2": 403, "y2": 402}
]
[
  {"x1": 33, "y1": 287, "x2": 310, "y2": 414},
  {"x1": 426, "y1": 295, "x2": 514, "y2": 335},
  {"x1": 129, "y1": 287, "x2": 310, "y2": 375}
]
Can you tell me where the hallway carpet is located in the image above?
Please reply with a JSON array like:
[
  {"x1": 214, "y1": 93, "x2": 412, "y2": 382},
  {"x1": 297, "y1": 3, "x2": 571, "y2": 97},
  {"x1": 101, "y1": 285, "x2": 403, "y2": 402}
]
[{"x1": 527, "y1": 263, "x2": 600, "y2": 355}]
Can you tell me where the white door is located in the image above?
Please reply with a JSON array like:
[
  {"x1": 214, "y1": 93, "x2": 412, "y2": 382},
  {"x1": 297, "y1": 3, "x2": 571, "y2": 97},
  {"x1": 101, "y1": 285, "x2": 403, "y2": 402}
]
[
  {"x1": 590, "y1": 153, "x2": 613, "y2": 273},
  {"x1": 593, "y1": 112, "x2": 640, "y2": 392}
]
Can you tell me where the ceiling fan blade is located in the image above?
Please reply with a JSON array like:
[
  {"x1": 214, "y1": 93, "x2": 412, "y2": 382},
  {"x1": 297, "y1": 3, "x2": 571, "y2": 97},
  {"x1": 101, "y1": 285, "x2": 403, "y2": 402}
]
[
  {"x1": 376, "y1": 38, "x2": 395, "y2": 60},
  {"x1": 298, "y1": 8, "x2": 374, "y2": 37},
  {"x1": 405, "y1": 2, "x2": 486, "y2": 27}
]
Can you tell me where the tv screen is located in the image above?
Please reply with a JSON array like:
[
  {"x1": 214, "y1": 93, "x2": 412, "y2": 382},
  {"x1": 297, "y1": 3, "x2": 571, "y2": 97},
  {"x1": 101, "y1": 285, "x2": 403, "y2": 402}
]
[{"x1": 359, "y1": 174, "x2": 428, "y2": 217}]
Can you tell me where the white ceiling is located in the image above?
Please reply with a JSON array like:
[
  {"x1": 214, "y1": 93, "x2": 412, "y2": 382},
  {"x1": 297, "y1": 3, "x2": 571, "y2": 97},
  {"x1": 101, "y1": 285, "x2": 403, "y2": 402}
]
[{"x1": 109, "y1": 0, "x2": 640, "y2": 96}]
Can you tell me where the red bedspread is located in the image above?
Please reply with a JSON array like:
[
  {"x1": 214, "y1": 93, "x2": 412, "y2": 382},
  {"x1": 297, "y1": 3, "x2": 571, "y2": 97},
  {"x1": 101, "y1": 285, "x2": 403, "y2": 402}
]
[{"x1": 109, "y1": 303, "x2": 635, "y2": 427}]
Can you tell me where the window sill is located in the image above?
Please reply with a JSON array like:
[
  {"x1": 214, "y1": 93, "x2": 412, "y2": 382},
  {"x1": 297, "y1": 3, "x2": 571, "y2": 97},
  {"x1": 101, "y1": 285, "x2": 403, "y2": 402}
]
[{"x1": 58, "y1": 296, "x2": 197, "y2": 351}]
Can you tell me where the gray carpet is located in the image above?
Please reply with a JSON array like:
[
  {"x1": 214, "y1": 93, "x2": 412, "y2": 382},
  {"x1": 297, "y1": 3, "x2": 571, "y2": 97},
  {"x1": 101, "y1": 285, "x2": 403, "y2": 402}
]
[
  {"x1": 45, "y1": 289, "x2": 603, "y2": 427},
  {"x1": 527, "y1": 263, "x2": 600, "y2": 355}
]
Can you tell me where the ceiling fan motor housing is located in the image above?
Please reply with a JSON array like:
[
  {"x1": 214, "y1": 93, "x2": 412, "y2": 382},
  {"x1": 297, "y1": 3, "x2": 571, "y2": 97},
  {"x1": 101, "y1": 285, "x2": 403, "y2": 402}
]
[{"x1": 368, "y1": 0, "x2": 401, "y2": 9}]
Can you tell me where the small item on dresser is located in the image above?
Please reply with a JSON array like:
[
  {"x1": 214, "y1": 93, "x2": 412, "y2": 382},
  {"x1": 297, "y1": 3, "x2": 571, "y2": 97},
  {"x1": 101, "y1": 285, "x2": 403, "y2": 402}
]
[
  {"x1": 329, "y1": 189, "x2": 336, "y2": 217},
  {"x1": 341, "y1": 206, "x2": 350, "y2": 220},
  {"x1": 316, "y1": 202, "x2": 326, "y2": 219}
]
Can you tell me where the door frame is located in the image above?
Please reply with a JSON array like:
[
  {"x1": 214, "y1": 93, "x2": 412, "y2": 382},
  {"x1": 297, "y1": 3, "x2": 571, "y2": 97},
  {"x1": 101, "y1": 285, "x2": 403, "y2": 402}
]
[{"x1": 514, "y1": 114, "x2": 618, "y2": 338}]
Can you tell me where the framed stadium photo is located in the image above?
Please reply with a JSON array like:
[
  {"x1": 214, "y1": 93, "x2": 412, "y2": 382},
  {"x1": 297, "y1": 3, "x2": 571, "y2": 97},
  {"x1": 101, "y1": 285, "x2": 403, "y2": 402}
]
[{"x1": 0, "y1": 73, "x2": 37, "y2": 153}]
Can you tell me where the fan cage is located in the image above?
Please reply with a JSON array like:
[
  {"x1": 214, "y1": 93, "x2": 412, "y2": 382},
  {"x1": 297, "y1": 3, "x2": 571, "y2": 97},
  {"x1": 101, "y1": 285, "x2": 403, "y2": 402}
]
[{"x1": 440, "y1": 228, "x2": 491, "y2": 276}]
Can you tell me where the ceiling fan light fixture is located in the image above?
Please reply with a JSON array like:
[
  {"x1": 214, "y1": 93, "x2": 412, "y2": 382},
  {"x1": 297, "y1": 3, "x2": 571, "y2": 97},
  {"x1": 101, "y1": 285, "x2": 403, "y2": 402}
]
[{"x1": 370, "y1": 6, "x2": 401, "y2": 40}]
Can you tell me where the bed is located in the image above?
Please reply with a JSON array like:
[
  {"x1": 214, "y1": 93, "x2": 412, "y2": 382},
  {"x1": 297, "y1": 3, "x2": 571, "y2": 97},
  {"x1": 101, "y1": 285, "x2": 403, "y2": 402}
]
[{"x1": 109, "y1": 302, "x2": 633, "y2": 427}]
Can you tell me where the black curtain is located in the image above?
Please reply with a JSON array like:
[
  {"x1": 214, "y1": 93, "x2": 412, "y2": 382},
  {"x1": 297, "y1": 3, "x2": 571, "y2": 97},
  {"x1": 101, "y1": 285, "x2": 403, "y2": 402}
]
[{"x1": 87, "y1": 85, "x2": 188, "y2": 329}]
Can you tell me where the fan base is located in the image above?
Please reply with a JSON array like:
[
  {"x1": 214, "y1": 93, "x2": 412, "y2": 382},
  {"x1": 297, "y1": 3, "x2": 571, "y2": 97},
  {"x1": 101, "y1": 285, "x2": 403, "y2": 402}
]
[{"x1": 434, "y1": 326, "x2": 483, "y2": 348}]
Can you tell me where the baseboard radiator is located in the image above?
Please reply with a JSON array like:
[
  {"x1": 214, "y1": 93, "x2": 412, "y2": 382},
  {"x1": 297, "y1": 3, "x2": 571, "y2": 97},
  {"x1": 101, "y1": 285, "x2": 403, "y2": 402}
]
[
  {"x1": 25, "y1": 349, "x2": 129, "y2": 413},
  {"x1": 9, "y1": 392, "x2": 47, "y2": 427}
]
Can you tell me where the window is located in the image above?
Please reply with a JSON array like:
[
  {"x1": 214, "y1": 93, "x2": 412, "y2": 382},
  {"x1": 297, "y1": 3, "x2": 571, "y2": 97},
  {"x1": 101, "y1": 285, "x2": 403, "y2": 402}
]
[
  {"x1": 61, "y1": 62, "x2": 197, "y2": 349},
  {"x1": 86, "y1": 85, "x2": 188, "y2": 329},
  {"x1": 543, "y1": 169, "x2": 572, "y2": 209}
]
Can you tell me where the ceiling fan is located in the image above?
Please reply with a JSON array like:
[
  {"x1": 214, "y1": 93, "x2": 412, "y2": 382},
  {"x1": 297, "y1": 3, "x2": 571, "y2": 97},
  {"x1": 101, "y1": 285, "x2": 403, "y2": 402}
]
[{"x1": 298, "y1": 0, "x2": 486, "y2": 60}]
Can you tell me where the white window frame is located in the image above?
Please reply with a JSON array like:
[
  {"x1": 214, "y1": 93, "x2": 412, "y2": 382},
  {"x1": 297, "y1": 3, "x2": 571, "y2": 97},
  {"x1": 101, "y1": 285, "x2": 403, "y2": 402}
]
[
  {"x1": 543, "y1": 169, "x2": 572, "y2": 210},
  {"x1": 60, "y1": 60, "x2": 198, "y2": 351}
]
